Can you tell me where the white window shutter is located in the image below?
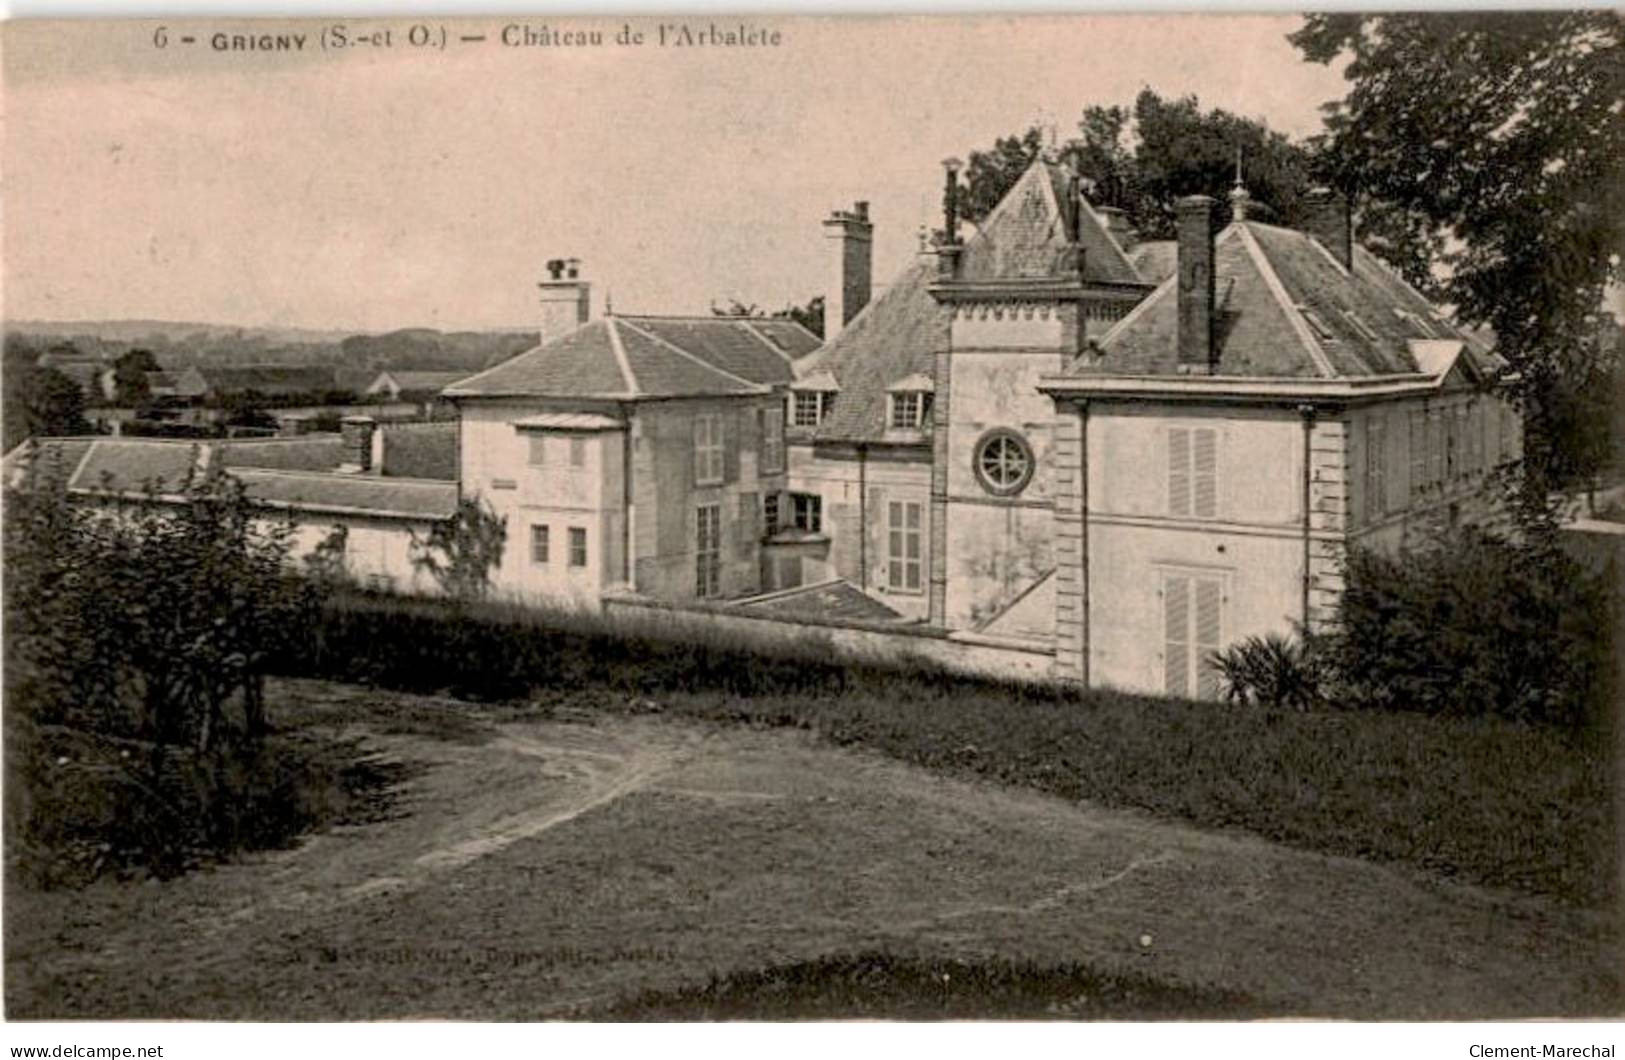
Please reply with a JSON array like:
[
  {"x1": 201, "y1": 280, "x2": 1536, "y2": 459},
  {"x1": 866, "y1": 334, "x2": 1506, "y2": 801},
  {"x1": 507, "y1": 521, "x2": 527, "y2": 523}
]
[
  {"x1": 1164, "y1": 574, "x2": 1190, "y2": 696},
  {"x1": 1194, "y1": 578, "x2": 1223, "y2": 699},
  {"x1": 1192, "y1": 428, "x2": 1217, "y2": 518},
  {"x1": 1168, "y1": 428, "x2": 1191, "y2": 517}
]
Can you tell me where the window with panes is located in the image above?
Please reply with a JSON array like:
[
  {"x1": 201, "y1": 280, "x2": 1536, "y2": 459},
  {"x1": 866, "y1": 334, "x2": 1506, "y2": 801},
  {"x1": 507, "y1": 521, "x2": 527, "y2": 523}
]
[
  {"x1": 695, "y1": 504, "x2": 721, "y2": 598},
  {"x1": 886, "y1": 500, "x2": 923, "y2": 592}
]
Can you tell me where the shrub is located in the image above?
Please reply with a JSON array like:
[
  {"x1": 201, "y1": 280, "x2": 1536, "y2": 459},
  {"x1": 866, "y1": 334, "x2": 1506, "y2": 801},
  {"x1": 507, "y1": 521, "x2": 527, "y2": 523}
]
[
  {"x1": 1209, "y1": 632, "x2": 1322, "y2": 710},
  {"x1": 3, "y1": 459, "x2": 337, "y2": 885},
  {"x1": 1320, "y1": 525, "x2": 1614, "y2": 729}
]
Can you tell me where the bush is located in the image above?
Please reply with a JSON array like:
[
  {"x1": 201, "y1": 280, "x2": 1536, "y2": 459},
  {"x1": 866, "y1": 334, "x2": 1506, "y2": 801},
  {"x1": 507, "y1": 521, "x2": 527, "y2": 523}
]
[
  {"x1": 1209, "y1": 632, "x2": 1322, "y2": 711},
  {"x1": 1319, "y1": 526, "x2": 1615, "y2": 729},
  {"x1": 3, "y1": 459, "x2": 338, "y2": 885}
]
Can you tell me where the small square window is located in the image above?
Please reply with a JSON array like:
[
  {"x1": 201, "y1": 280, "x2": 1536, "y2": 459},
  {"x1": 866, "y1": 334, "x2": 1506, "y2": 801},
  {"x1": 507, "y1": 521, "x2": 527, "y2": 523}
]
[
  {"x1": 889, "y1": 392, "x2": 930, "y2": 429},
  {"x1": 790, "y1": 493, "x2": 822, "y2": 533}
]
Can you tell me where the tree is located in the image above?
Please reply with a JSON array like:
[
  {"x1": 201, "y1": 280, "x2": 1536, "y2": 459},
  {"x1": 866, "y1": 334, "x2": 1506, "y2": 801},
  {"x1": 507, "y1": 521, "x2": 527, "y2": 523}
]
[
  {"x1": 951, "y1": 92, "x2": 1315, "y2": 242},
  {"x1": 3, "y1": 366, "x2": 91, "y2": 449},
  {"x1": 409, "y1": 497, "x2": 507, "y2": 600},
  {"x1": 1291, "y1": 12, "x2": 1625, "y2": 496},
  {"x1": 711, "y1": 295, "x2": 825, "y2": 340},
  {"x1": 112, "y1": 348, "x2": 161, "y2": 407}
]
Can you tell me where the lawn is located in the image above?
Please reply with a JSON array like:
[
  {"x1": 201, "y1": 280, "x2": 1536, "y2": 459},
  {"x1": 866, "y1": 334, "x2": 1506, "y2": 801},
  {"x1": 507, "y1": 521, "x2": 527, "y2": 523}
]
[
  {"x1": 296, "y1": 592, "x2": 1618, "y2": 908},
  {"x1": 6, "y1": 678, "x2": 1618, "y2": 1019}
]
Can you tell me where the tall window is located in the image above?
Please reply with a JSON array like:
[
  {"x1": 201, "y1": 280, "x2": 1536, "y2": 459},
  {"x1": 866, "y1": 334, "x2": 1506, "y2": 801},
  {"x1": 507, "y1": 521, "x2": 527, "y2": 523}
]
[
  {"x1": 791, "y1": 492, "x2": 822, "y2": 533},
  {"x1": 694, "y1": 413, "x2": 724, "y2": 485},
  {"x1": 886, "y1": 500, "x2": 923, "y2": 592},
  {"x1": 568, "y1": 527, "x2": 587, "y2": 568},
  {"x1": 695, "y1": 504, "x2": 721, "y2": 598},
  {"x1": 530, "y1": 524, "x2": 549, "y2": 565},
  {"x1": 889, "y1": 392, "x2": 929, "y2": 429},
  {"x1": 1365, "y1": 417, "x2": 1387, "y2": 521},
  {"x1": 569, "y1": 436, "x2": 586, "y2": 467},
  {"x1": 761, "y1": 406, "x2": 785, "y2": 473},
  {"x1": 528, "y1": 435, "x2": 548, "y2": 467},
  {"x1": 1163, "y1": 571, "x2": 1223, "y2": 700},
  {"x1": 1445, "y1": 405, "x2": 1460, "y2": 480},
  {"x1": 763, "y1": 493, "x2": 781, "y2": 536},
  {"x1": 1168, "y1": 426, "x2": 1218, "y2": 519}
]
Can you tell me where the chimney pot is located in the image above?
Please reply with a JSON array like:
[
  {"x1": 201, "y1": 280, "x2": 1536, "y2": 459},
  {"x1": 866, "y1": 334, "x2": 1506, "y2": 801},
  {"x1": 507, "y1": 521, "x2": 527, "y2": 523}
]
[
  {"x1": 538, "y1": 258, "x2": 591, "y2": 346},
  {"x1": 1176, "y1": 195, "x2": 1217, "y2": 372}
]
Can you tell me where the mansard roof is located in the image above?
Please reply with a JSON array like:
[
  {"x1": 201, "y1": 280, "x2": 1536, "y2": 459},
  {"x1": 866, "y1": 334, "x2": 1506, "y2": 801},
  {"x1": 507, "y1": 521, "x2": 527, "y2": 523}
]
[
  {"x1": 790, "y1": 159, "x2": 1153, "y2": 446},
  {"x1": 444, "y1": 314, "x2": 815, "y2": 400},
  {"x1": 1082, "y1": 220, "x2": 1505, "y2": 382}
]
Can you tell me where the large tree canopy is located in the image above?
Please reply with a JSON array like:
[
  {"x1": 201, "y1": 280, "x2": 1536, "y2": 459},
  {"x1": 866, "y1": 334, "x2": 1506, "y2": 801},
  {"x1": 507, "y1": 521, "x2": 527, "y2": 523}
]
[{"x1": 1292, "y1": 12, "x2": 1625, "y2": 489}]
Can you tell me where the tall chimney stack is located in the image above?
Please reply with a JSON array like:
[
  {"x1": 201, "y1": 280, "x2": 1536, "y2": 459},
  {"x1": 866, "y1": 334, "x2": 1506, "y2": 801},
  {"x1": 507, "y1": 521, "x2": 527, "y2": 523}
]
[
  {"x1": 538, "y1": 257, "x2": 591, "y2": 347},
  {"x1": 1176, "y1": 195, "x2": 1217, "y2": 373},
  {"x1": 1303, "y1": 187, "x2": 1353, "y2": 271},
  {"x1": 822, "y1": 201, "x2": 873, "y2": 338},
  {"x1": 937, "y1": 157, "x2": 964, "y2": 281}
]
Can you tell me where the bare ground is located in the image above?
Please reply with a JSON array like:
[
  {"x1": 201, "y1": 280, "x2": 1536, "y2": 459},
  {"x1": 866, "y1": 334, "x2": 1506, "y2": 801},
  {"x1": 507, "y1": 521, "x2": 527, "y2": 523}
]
[{"x1": 6, "y1": 678, "x2": 1618, "y2": 1019}]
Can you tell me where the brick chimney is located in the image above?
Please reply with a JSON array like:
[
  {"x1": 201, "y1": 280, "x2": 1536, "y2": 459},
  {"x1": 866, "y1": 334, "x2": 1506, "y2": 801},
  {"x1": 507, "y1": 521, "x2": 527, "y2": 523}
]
[
  {"x1": 1303, "y1": 187, "x2": 1353, "y2": 271},
  {"x1": 1176, "y1": 195, "x2": 1217, "y2": 373},
  {"x1": 936, "y1": 157, "x2": 964, "y2": 281},
  {"x1": 339, "y1": 415, "x2": 376, "y2": 474},
  {"x1": 822, "y1": 201, "x2": 873, "y2": 338},
  {"x1": 538, "y1": 257, "x2": 591, "y2": 347}
]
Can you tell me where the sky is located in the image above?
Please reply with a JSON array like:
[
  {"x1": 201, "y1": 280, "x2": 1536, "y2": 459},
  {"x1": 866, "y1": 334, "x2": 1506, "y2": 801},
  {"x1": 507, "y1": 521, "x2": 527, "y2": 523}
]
[{"x1": 3, "y1": 14, "x2": 1354, "y2": 333}]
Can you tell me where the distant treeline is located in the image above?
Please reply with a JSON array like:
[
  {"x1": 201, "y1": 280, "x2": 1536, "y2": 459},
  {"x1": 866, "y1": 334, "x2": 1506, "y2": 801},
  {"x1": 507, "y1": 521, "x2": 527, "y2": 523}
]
[{"x1": 3, "y1": 324, "x2": 536, "y2": 376}]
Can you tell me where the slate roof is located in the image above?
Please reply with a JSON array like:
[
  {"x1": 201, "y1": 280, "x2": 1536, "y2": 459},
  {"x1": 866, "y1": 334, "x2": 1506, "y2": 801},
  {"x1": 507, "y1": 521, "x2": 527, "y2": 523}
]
[
  {"x1": 790, "y1": 256, "x2": 945, "y2": 443},
  {"x1": 956, "y1": 161, "x2": 1144, "y2": 287},
  {"x1": 1127, "y1": 241, "x2": 1177, "y2": 284},
  {"x1": 372, "y1": 370, "x2": 471, "y2": 396},
  {"x1": 218, "y1": 436, "x2": 349, "y2": 472},
  {"x1": 5, "y1": 435, "x2": 455, "y2": 520},
  {"x1": 234, "y1": 469, "x2": 458, "y2": 520},
  {"x1": 791, "y1": 160, "x2": 1150, "y2": 445},
  {"x1": 739, "y1": 579, "x2": 904, "y2": 623},
  {"x1": 376, "y1": 421, "x2": 458, "y2": 481},
  {"x1": 445, "y1": 315, "x2": 801, "y2": 400},
  {"x1": 1088, "y1": 221, "x2": 1502, "y2": 381},
  {"x1": 183, "y1": 365, "x2": 339, "y2": 395}
]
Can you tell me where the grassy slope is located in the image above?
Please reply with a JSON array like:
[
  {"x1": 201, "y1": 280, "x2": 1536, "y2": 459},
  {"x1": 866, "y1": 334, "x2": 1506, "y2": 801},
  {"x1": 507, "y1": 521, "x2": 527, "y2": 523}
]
[{"x1": 296, "y1": 593, "x2": 1618, "y2": 908}]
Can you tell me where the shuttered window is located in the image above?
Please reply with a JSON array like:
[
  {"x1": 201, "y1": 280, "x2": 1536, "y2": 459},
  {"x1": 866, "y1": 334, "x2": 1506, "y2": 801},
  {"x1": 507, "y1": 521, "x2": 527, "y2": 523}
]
[
  {"x1": 1163, "y1": 571, "x2": 1224, "y2": 699},
  {"x1": 694, "y1": 413, "x2": 724, "y2": 485},
  {"x1": 761, "y1": 407, "x2": 785, "y2": 473},
  {"x1": 1168, "y1": 426, "x2": 1218, "y2": 519},
  {"x1": 695, "y1": 504, "x2": 721, "y2": 598},
  {"x1": 886, "y1": 500, "x2": 923, "y2": 592},
  {"x1": 1365, "y1": 417, "x2": 1386, "y2": 521}
]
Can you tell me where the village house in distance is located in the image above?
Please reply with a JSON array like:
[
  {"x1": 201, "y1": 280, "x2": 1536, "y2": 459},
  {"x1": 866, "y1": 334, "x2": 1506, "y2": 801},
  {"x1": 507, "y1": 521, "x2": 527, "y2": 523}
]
[
  {"x1": 10, "y1": 154, "x2": 1522, "y2": 700},
  {"x1": 441, "y1": 156, "x2": 1520, "y2": 697}
]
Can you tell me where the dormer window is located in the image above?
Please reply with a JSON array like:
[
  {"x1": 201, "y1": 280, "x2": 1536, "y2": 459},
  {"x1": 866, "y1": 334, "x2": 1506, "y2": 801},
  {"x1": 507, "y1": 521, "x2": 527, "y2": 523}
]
[
  {"x1": 793, "y1": 390, "x2": 828, "y2": 428},
  {"x1": 789, "y1": 370, "x2": 841, "y2": 430},
  {"x1": 889, "y1": 391, "x2": 931, "y2": 429},
  {"x1": 885, "y1": 372, "x2": 934, "y2": 431}
]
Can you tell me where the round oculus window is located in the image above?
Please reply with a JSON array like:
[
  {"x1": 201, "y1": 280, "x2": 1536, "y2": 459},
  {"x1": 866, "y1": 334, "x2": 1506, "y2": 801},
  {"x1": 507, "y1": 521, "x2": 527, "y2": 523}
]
[{"x1": 974, "y1": 429, "x2": 1034, "y2": 496}]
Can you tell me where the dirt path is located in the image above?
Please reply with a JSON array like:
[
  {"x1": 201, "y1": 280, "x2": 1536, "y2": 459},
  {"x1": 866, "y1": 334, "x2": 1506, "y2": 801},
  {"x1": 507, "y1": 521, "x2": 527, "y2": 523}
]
[{"x1": 7, "y1": 681, "x2": 1618, "y2": 1019}]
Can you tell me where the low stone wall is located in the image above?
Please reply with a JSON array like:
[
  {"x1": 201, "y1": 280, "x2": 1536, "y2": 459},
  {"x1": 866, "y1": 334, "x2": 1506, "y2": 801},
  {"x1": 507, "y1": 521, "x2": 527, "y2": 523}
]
[{"x1": 601, "y1": 592, "x2": 1057, "y2": 683}]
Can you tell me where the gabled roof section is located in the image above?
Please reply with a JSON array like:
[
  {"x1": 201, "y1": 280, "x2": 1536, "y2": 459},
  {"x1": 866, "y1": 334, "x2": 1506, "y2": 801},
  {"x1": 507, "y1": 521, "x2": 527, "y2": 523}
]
[
  {"x1": 955, "y1": 160, "x2": 1144, "y2": 287},
  {"x1": 1088, "y1": 220, "x2": 1493, "y2": 381},
  {"x1": 444, "y1": 317, "x2": 779, "y2": 400},
  {"x1": 792, "y1": 256, "x2": 945, "y2": 444}
]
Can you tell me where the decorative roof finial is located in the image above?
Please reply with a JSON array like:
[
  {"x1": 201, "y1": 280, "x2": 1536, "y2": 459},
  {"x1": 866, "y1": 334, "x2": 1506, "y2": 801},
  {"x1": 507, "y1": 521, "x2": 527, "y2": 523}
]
[{"x1": 1228, "y1": 145, "x2": 1252, "y2": 222}]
